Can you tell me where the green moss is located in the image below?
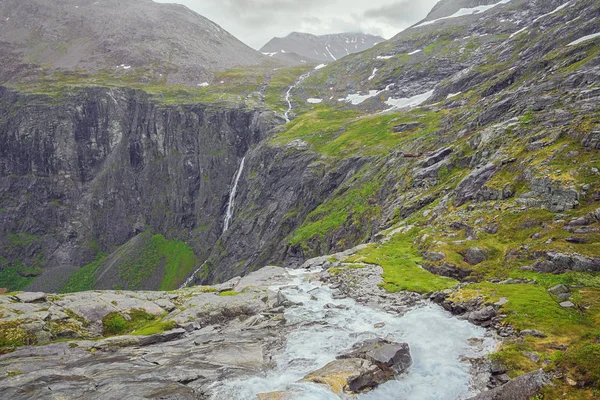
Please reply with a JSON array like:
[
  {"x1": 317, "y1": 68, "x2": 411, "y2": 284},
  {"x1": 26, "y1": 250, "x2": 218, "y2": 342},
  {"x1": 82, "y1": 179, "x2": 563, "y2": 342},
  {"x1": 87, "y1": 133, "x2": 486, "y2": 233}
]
[
  {"x1": 348, "y1": 232, "x2": 457, "y2": 293},
  {"x1": 6, "y1": 371, "x2": 22, "y2": 377},
  {"x1": 0, "y1": 260, "x2": 39, "y2": 292},
  {"x1": 218, "y1": 291, "x2": 240, "y2": 297},
  {"x1": 558, "y1": 334, "x2": 600, "y2": 388},
  {"x1": 102, "y1": 309, "x2": 163, "y2": 337},
  {"x1": 131, "y1": 320, "x2": 176, "y2": 336},
  {"x1": 0, "y1": 320, "x2": 35, "y2": 353}
]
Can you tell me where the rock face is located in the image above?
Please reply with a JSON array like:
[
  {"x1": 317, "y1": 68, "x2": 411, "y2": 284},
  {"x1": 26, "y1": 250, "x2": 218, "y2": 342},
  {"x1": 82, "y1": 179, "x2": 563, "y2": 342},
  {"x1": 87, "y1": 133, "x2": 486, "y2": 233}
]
[
  {"x1": 260, "y1": 32, "x2": 384, "y2": 64},
  {"x1": 0, "y1": 0, "x2": 267, "y2": 85},
  {"x1": 0, "y1": 267, "x2": 292, "y2": 399}
]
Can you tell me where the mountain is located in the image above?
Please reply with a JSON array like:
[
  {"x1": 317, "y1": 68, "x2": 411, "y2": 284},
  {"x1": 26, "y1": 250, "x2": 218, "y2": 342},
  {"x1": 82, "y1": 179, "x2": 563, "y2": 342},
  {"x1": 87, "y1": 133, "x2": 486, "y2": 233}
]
[
  {"x1": 1, "y1": 0, "x2": 600, "y2": 397},
  {"x1": 260, "y1": 32, "x2": 385, "y2": 64},
  {"x1": 0, "y1": 0, "x2": 267, "y2": 85}
]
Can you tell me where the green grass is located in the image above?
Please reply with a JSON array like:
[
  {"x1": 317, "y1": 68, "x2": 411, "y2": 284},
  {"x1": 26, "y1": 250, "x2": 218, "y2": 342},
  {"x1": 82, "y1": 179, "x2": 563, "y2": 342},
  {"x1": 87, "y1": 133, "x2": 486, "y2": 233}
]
[
  {"x1": 60, "y1": 253, "x2": 108, "y2": 293},
  {"x1": 0, "y1": 262, "x2": 39, "y2": 292},
  {"x1": 348, "y1": 232, "x2": 458, "y2": 293}
]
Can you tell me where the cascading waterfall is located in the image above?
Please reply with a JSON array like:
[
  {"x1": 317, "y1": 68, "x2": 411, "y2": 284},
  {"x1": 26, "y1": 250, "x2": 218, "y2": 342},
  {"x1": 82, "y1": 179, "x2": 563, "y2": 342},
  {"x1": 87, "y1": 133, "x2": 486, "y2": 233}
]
[
  {"x1": 284, "y1": 73, "x2": 311, "y2": 123},
  {"x1": 210, "y1": 268, "x2": 496, "y2": 399},
  {"x1": 223, "y1": 156, "x2": 246, "y2": 232},
  {"x1": 179, "y1": 156, "x2": 246, "y2": 289}
]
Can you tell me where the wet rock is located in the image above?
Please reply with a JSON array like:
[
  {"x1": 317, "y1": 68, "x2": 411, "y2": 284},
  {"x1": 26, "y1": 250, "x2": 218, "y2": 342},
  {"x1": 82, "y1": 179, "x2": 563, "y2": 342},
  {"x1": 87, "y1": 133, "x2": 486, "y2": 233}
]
[
  {"x1": 257, "y1": 391, "x2": 293, "y2": 400},
  {"x1": 463, "y1": 248, "x2": 489, "y2": 265},
  {"x1": 565, "y1": 237, "x2": 588, "y2": 244},
  {"x1": 338, "y1": 338, "x2": 412, "y2": 375},
  {"x1": 467, "y1": 369, "x2": 551, "y2": 400},
  {"x1": 302, "y1": 358, "x2": 387, "y2": 394},
  {"x1": 13, "y1": 292, "x2": 46, "y2": 303},
  {"x1": 468, "y1": 306, "x2": 497, "y2": 325}
]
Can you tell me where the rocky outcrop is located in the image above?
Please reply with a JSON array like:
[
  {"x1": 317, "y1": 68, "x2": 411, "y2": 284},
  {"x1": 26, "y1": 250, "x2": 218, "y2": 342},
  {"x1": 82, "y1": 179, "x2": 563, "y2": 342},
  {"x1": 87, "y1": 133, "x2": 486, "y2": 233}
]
[
  {"x1": 302, "y1": 358, "x2": 387, "y2": 394},
  {"x1": 454, "y1": 164, "x2": 497, "y2": 206},
  {"x1": 530, "y1": 252, "x2": 600, "y2": 274},
  {"x1": 467, "y1": 370, "x2": 552, "y2": 400}
]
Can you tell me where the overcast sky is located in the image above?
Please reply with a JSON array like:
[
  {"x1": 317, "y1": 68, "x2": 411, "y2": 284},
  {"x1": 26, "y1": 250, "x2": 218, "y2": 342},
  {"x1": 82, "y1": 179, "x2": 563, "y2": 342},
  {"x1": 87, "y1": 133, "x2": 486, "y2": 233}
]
[{"x1": 155, "y1": 0, "x2": 440, "y2": 49}]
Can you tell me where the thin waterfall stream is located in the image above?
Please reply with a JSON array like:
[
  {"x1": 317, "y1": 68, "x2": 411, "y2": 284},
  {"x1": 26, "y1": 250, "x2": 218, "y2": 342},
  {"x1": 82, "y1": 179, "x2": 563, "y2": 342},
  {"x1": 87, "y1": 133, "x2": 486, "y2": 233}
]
[
  {"x1": 210, "y1": 268, "x2": 496, "y2": 399},
  {"x1": 223, "y1": 156, "x2": 246, "y2": 232},
  {"x1": 284, "y1": 72, "x2": 311, "y2": 123}
]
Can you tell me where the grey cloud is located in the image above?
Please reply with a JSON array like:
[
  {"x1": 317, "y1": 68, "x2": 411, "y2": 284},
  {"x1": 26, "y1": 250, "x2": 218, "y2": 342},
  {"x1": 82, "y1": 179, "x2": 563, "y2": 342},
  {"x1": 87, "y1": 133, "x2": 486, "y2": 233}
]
[{"x1": 156, "y1": 0, "x2": 440, "y2": 49}]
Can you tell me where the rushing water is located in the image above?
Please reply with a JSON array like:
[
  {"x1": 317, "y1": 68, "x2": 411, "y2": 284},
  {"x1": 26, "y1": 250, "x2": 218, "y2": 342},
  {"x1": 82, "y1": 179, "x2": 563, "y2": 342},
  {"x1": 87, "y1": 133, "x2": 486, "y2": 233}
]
[
  {"x1": 211, "y1": 268, "x2": 495, "y2": 399},
  {"x1": 223, "y1": 156, "x2": 246, "y2": 232},
  {"x1": 284, "y1": 73, "x2": 311, "y2": 123}
]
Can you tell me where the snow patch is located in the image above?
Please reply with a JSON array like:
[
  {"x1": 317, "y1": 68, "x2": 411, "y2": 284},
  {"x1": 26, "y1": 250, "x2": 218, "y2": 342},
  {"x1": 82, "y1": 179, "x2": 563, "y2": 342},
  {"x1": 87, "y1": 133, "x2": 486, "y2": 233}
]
[
  {"x1": 307, "y1": 98, "x2": 323, "y2": 104},
  {"x1": 415, "y1": 0, "x2": 512, "y2": 28},
  {"x1": 447, "y1": 92, "x2": 462, "y2": 99},
  {"x1": 325, "y1": 45, "x2": 337, "y2": 61},
  {"x1": 568, "y1": 32, "x2": 600, "y2": 46},
  {"x1": 509, "y1": 27, "x2": 528, "y2": 38},
  {"x1": 368, "y1": 68, "x2": 378, "y2": 81},
  {"x1": 314, "y1": 64, "x2": 327, "y2": 70},
  {"x1": 117, "y1": 64, "x2": 131, "y2": 70},
  {"x1": 262, "y1": 52, "x2": 278, "y2": 57},
  {"x1": 385, "y1": 90, "x2": 434, "y2": 110},
  {"x1": 533, "y1": 1, "x2": 572, "y2": 23},
  {"x1": 197, "y1": 82, "x2": 210, "y2": 87},
  {"x1": 339, "y1": 84, "x2": 394, "y2": 105},
  {"x1": 408, "y1": 49, "x2": 422, "y2": 55},
  {"x1": 376, "y1": 55, "x2": 394, "y2": 60}
]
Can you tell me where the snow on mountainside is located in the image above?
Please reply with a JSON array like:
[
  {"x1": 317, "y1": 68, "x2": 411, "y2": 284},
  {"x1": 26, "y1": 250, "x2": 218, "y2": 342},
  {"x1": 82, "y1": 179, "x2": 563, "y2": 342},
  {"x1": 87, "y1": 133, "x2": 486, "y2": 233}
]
[{"x1": 260, "y1": 32, "x2": 385, "y2": 64}]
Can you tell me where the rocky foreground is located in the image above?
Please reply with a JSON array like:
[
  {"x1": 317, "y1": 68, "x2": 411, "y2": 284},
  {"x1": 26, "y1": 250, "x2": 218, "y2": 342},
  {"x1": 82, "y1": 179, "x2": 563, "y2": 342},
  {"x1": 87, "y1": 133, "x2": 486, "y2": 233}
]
[{"x1": 0, "y1": 249, "x2": 555, "y2": 399}]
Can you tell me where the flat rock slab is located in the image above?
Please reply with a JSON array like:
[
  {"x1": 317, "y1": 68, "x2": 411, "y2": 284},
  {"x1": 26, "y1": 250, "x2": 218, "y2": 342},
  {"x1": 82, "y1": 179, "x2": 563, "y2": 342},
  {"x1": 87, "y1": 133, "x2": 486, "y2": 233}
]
[
  {"x1": 338, "y1": 338, "x2": 412, "y2": 375},
  {"x1": 467, "y1": 369, "x2": 551, "y2": 400},
  {"x1": 13, "y1": 292, "x2": 46, "y2": 303}
]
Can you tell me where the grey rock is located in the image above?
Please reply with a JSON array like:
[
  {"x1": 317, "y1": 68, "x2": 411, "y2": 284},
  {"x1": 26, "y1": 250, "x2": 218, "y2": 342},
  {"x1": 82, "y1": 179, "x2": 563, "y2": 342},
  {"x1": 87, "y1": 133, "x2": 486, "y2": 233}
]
[
  {"x1": 547, "y1": 284, "x2": 569, "y2": 296},
  {"x1": 13, "y1": 292, "x2": 47, "y2": 303},
  {"x1": 560, "y1": 301, "x2": 576, "y2": 308},
  {"x1": 520, "y1": 330, "x2": 547, "y2": 339},
  {"x1": 423, "y1": 251, "x2": 446, "y2": 262},
  {"x1": 393, "y1": 122, "x2": 422, "y2": 133},
  {"x1": 467, "y1": 370, "x2": 551, "y2": 400},
  {"x1": 522, "y1": 352, "x2": 541, "y2": 363},
  {"x1": 468, "y1": 306, "x2": 497, "y2": 325},
  {"x1": 464, "y1": 248, "x2": 489, "y2": 265},
  {"x1": 338, "y1": 338, "x2": 412, "y2": 375},
  {"x1": 454, "y1": 164, "x2": 497, "y2": 206}
]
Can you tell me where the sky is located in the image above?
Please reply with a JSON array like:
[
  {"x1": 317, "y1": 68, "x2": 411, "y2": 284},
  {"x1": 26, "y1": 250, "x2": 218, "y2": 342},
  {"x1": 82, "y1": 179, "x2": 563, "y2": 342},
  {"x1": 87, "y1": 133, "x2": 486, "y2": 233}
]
[{"x1": 155, "y1": 0, "x2": 440, "y2": 49}]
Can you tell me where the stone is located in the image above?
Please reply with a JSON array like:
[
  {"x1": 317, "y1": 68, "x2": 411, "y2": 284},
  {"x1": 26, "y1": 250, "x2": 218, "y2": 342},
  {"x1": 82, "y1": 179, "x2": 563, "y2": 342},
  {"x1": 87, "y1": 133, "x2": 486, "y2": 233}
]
[
  {"x1": 557, "y1": 293, "x2": 572, "y2": 302},
  {"x1": 467, "y1": 370, "x2": 551, "y2": 400},
  {"x1": 522, "y1": 352, "x2": 541, "y2": 363},
  {"x1": 393, "y1": 122, "x2": 421, "y2": 133},
  {"x1": 423, "y1": 251, "x2": 446, "y2": 262},
  {"x1": 423, "y1": 262, "x2": 473, "y2": 280},
  {"x1": 13, "y1": 292, "x2": 47, "y2": 303},
  {"x1": 520, "y1": 330, "x2": 547, "y2": 338},
  {"x1": 468, "y1": 306, "x2": 497, "y2": 325},
  {"x1": 560, "y1": 301, "x2": 576, "y2": 308},
  {"x1": 463, "y1": 248, "x2": 489, "y2": 265},
  {"x1": 565, "y1": 237, "x2": 588, "y2": 244},
  {"x1": 547, "y1": 284, "x2": 569, "y2": 296},
  {"x1": 338, "y1": 339, "x2": 412, "y2": 375},
  {"x1": 495, "y1": 297, "x2": 509, "y2": 306},
  {"x1": 454, "y1": 163, "x2": 497, "y2": 206},
  {"x1": 302, "y1": 358, "x2": 387, "y2": 394},
  {"x1": 257, "y1": 391, "x2": 293, "y2": 400}
]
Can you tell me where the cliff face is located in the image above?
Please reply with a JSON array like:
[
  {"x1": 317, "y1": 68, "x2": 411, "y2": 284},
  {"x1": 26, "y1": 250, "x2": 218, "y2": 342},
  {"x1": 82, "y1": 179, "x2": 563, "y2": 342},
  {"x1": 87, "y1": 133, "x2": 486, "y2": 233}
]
[{"x1": 0, "y1": 87, "x2": 275, "y2": 292}]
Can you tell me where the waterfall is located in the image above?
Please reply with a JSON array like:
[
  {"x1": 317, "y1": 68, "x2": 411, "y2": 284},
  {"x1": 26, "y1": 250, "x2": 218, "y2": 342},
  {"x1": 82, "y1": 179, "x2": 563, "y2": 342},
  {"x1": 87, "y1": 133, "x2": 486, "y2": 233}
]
[
  {"x1": 223, "y1": 156, "x2": 246, "y2": 232},
  {"x1": 179, "y1": 261, "x2": 207, "y2": 289},
  {"x1": 284, "y1": 73, "x2": 311, "y2": 123}
]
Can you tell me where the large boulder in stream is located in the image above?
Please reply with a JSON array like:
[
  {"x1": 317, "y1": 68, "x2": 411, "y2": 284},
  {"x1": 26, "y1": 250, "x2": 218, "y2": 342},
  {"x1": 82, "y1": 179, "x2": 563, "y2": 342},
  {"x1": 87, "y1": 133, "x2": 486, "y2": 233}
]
[
  {"x1": 337, "y1": 338, "x2": 412, "y2": 375},
  {"x1": 301, "y1": 358, "x2": 387, "y2": 394}
]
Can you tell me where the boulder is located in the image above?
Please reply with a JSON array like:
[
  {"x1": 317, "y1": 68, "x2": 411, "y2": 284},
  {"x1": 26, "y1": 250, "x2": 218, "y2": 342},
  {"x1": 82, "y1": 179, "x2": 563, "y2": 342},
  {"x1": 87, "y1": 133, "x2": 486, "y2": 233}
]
[
  {"x1": 519, "y1": 330, "x2": 547, "y2": 338},
  {"x1": 467, "y1": 369, "x2": 551, "y2": 400},
  {"x1": 423, "y1": 252, "x2": 446, "y2": 262},
  {"x1": 547, "y1": 284, "x2": 569, "y2": 297},
  {"x1": 13, "y1": 292, "x2": 47, "y2": 303},
  {"x1": 393, "y1": 122, "x2": 421, "y2": 133},
  {"x1": 338, "y1": 338, "x2": 412, "y2": 375},
  {"x1": 463, "y1": 248, "x2": 489, "y2": 265},
  {"x1": 302, "y1": 358, "x2": 387, "y2": 394},
  {"x1": 423, "y1": 262, "x2": 473, "y2": 280},
  {"x1": 532, "y1": 252, "x2": 600, "y2": 273},
  {"x1": 468, "y1": 306, "x2": 497, "y2": 325},
  {"x1": 560, "y1": 301, "x2": 575, "y2": 308}
]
